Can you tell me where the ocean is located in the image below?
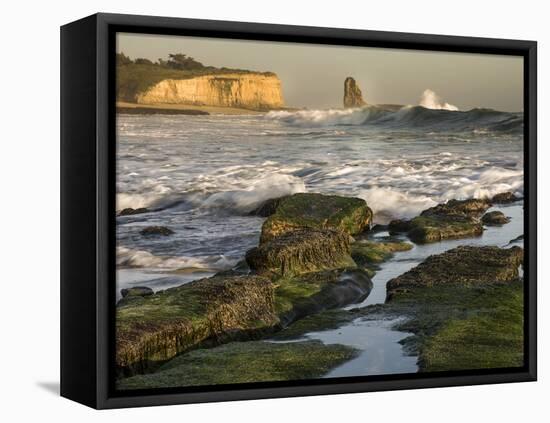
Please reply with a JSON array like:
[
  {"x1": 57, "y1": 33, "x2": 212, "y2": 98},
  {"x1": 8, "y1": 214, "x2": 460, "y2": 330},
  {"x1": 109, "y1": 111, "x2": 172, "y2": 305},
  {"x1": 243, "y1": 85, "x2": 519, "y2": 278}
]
[{"x1": 115, "y1": 105, "x2": 524, "y2": 377}]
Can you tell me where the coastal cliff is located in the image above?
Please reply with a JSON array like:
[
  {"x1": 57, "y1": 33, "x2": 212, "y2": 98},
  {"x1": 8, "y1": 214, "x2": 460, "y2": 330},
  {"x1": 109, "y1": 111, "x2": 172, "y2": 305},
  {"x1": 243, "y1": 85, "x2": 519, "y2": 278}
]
[{"x1": 136, "y1": 73, "x2": 284, "y2": 110}]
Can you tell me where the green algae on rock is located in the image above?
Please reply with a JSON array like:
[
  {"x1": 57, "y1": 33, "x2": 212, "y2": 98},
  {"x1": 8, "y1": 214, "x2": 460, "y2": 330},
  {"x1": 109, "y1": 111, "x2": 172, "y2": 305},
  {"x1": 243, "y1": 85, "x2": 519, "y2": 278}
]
[
  {"x1": 351, "y1": 240, "x2": 413, "y2": 269},
  {"x1": 117, "y1": 340, "x2": 358, "y2": 389},
  {"x1": 116, "y1": 274, "x2": 278, "y2": 375},
  {"x1": 418, "y1": 283, "x2": 524, "y2": 371},
  {"x1": 389, "y1": 198, "x2": 490, "y2": 243},
  {"x1": 248, "y1": 196, "x2": 289, "y2": 217},
  {"x1": 482, "y1": 210, "x2": 511, "y2": 225},
  {"x1": 491, "y1": 191, "x2": 520, "y2": 204},
  {"x1": 246, "y1": 228, "x2": 355, "y2": 277},
  {"x1": 421, "y1": 198, "x2": 490, "y2": 217},
  {"x1": 377, "y1": 245, "x2": 525, "y2": 372},
  {"x1": 120, "y1": 286, "x2": 154, "y2": 298},
  {"x1": 386, "y1": 245, "x2": 523, "y2": 300},
  {"x1": 274, "y1": 268, "x2": 373, "y2": 326},
  {"x1": 259, "y1": 193, "x2": 373, "y2": 244}
]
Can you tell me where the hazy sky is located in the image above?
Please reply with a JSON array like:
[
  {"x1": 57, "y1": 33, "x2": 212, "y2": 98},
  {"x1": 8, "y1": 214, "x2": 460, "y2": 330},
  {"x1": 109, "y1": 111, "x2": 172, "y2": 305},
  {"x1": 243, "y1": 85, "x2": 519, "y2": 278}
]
[{"x1": 117, "y1": 33, "x2": 523, "y2": 112}]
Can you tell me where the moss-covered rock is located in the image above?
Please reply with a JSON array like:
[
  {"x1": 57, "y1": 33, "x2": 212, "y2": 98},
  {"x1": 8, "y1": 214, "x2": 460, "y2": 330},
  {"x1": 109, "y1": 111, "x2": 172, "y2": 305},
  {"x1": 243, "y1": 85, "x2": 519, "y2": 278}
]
[
  {"x1": 386, "y1": 245, "x2": 523, "y2": 300},
  {"x1": 420, "y1": 198, "x2": 490, "y2": 217},
  {"x1": 390, "y1": 281, "x2": 524, "y2": 372},
  {"x1": 378, "y1": 245, "x2": 525, "y2": 372},
  {"x1": 389, "y1": 199, "x2": 490, "y2": 243},
  {"x1": 248, "y1": 196, "x2": 290, "y2": 217},
  {"x1": 482, "y1": 210, "x2": 510, "y2": 225},
  {"x1": 492, "y1": 191, "x2": 520, "y2": 204},
  {"x1": 246, "y1": 229, "x2": 355, "y2": 277},
  {"x1": 408, "y1": 214, "x2": 483, "y2": 243},
  {"x1": 117, "y1": 340, "x2": 357, "y2": 389},
  {"x1": 351, "y1": 240, "x2": 413, "y2": 269},
  {"x1": 259, "y1": 193, "x2": 372, "y2": 244},
  {"x1": 418, "y1": 284, "x2": 524, "y2": 371},
  {"x1": 274, "y1": 268, "x2": 373, "y2": 326},
  {"x1": 116, "y1": 274, "x2": 278, "y2": 375},
  {"x1": 120, "y1": 286, "x2": 154, "y2": 298}
]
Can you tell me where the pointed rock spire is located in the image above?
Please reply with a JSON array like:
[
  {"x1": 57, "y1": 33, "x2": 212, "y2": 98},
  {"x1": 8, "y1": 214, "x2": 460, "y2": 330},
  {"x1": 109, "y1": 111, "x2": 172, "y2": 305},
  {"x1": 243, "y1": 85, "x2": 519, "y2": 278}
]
[{"x1": 343, "y1": 77, "x2": 366, "y2": 108}]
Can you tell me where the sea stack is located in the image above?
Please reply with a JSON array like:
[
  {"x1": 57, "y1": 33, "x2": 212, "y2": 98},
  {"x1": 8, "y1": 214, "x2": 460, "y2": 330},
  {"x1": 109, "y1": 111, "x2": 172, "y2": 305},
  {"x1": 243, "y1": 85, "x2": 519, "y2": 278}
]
[{"x1": 343, "y1": 77, "x2": 367, "y2": 108}]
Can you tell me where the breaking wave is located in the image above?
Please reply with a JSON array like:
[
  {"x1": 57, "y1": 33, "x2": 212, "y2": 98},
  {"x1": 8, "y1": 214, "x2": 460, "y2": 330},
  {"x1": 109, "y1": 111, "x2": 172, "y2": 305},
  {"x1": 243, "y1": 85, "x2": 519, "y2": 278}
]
[
  {"x1": 266, "y1": 105, "x2": 523, "y2": 133},
  {"x1": 419, "y1": 89, "x2": 458, "y2": 111},
  {"x1": 117, "y1": 173, "x2": 305, "y2": 213},
  {"x1": 116, "y1": 246, "x2": 237, "y2": 270}
]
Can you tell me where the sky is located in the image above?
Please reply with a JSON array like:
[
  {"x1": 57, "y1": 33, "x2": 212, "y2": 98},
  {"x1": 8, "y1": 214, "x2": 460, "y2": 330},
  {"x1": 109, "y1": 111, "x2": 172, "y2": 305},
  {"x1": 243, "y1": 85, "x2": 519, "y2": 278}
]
[{"x1": 117, "y1": 33, "x2": 523, "y2": 112}]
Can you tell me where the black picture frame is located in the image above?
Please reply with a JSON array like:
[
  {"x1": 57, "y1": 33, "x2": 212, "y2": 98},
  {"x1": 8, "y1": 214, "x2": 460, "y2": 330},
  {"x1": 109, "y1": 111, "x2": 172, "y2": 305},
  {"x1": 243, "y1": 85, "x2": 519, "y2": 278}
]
[{"x1": 61, "y1": 12, "x2": 537, "y2": 409}]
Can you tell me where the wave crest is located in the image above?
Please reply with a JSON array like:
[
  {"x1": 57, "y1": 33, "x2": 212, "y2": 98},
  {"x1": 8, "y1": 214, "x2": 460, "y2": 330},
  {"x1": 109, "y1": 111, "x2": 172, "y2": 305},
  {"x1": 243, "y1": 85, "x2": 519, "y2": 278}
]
[
  {"x1": 266, "y1": 105, "x2": 522, "y2": 133},
  {"x1": 116, "y1": 246, "x2": 236, "y2": 270}
]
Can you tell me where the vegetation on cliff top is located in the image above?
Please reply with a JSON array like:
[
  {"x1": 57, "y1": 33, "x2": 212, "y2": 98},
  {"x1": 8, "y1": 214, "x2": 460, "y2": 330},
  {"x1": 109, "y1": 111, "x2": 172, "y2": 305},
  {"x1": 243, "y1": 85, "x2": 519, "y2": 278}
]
[{"x1": 116, "y1": 52, "x2": 275, "y2": 102}]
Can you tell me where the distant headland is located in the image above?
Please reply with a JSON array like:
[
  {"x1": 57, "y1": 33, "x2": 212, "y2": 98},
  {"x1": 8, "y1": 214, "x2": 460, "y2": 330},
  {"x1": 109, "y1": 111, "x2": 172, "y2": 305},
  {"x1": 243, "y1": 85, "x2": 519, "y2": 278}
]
[{"x1": 116, "y1": 53, "x2": 285, "y2": 113}]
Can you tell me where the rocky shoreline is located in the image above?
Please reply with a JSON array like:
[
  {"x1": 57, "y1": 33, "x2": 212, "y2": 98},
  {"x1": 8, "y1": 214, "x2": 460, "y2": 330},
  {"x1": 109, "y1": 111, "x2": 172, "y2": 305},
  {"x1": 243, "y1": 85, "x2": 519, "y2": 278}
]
[{"x1": 116, "y1": 191, "x2": 524, "y2": 387}]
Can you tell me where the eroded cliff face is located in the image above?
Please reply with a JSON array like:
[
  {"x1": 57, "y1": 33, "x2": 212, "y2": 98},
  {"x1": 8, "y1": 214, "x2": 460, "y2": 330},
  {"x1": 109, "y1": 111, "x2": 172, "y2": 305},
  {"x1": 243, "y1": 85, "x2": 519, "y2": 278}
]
[{"x1": 136, "y1": 73, "x2": 284, "y2": 110}]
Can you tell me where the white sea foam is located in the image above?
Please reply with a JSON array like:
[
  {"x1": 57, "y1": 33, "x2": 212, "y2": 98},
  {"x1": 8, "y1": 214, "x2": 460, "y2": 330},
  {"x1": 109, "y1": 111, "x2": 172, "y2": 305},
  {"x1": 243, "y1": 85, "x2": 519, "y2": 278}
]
[
  {"x1": 266, "y1": 108, "x2": 370, "y2": 127},
  {"x1": 360, "y1": 188, "x2": 438, "y2": 221},
  {"x1": 116, "y1": 246, "x2": 237, "y2": 270},
  {"x1": 115, "y1": 113, "x2": 524, "y2": 277},
  {"x1": 419, "y1": 89, "x2": 459, "y2": 111},
  {"x1": 201, "y1": 173, "x2": 305, "y2": 213}
]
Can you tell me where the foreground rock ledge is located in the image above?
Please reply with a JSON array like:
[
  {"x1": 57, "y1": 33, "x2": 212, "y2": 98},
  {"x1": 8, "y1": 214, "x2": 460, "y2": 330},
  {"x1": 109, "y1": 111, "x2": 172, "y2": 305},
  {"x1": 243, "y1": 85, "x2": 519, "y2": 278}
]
[
  {"x1": 260, "y1": 193, "x2": 373, "y2": 244},
  {"x1": 117, "y1": 340, "x2": 357, "y2": 389},
  {"x1": 382, "y1": 245, "x2": 524, "y2": 372},
  {"x1": 386, "y1": 245, "x2": 523, "y2": 300},
  {"x1": 116, "y1": 274, "x2": 277, "y2": 375}
]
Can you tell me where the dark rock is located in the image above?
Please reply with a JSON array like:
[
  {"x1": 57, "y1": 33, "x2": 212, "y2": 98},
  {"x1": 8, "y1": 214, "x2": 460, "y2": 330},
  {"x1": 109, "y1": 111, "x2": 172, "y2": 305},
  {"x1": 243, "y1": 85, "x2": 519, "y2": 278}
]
[
  {"x1": 246, "y1": 229, "x2": 355, "y2": 277},
  {"x1": 274, "y1": 268, "x2": 373, "y2": 326},
  {"x1": 386, "y1": 245, "x2": 523, "y2": 300},
  {"x1": 121, "y1": 286, "x2": 154, "y2": 298},
  {"x1": 482, "y1": 211, "x2": 510, "y2": 225},
  {"x1": 140, "y1": 226, "x2": 174, "y2": 236},
  {"x1": 492, "y1": 191, "x2": 520, "y2": 204},
  {"x1": 248, "y1": 196, "x2": 289, "y2": 217},
  {"x1": 118, "y1": 207, "x2": 149, "y2": 216},
  {"x1": 343, "y1": 77, "x2": 367, "y2": 108},
  {"x1": 388, "y1": 219, "x2": 412, "y2": 234},
  {"x1": 508, "y1": 234, "x2": 524, "y2": 245},
  {"x1": 260, "y1": 193, "x2": 373, "y2": 244}
]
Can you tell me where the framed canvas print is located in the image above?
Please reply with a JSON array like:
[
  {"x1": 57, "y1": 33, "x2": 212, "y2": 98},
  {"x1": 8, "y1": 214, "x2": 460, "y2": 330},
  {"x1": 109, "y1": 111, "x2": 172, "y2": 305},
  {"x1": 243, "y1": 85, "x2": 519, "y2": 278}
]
[{"x1": 60, "y1": 13, "x2": 537, "y2": 409}]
